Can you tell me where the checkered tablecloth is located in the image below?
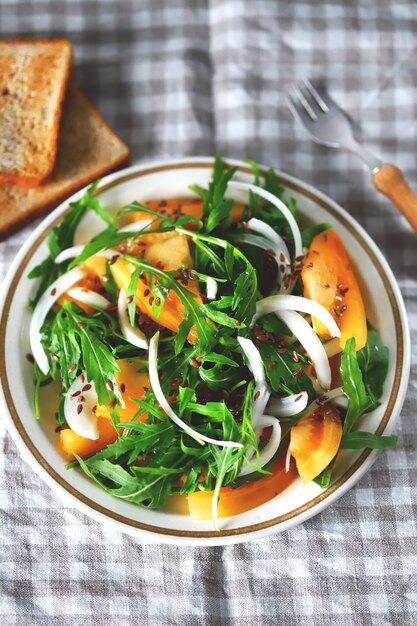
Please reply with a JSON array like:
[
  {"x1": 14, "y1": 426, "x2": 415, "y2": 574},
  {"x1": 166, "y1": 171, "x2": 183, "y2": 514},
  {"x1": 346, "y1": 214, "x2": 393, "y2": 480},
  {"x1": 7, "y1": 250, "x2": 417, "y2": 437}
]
[{"x1": 1, "y1": 1, "x2": 416, "y2": 624}]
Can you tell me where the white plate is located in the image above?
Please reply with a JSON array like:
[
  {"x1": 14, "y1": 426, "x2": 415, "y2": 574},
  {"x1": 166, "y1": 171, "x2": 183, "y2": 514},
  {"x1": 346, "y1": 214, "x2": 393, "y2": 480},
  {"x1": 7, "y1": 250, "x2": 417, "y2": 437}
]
[{"x1": 0, "y1": 158, "x2": 410, "y2": 546}]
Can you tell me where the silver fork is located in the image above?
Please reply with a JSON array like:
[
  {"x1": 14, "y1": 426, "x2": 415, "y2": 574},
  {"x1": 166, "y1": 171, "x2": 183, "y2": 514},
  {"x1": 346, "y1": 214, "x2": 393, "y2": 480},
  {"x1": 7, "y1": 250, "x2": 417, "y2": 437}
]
[{"x1": 287, "y1": 79, "x2": 417, "y2": 233}]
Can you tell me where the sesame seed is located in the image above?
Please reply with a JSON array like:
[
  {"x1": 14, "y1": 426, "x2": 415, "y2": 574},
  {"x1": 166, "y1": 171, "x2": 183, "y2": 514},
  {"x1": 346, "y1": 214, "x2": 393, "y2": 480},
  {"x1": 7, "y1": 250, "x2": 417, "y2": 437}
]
[
  {"x1": 144, "y1": 289, "x2": 150, "y2": 297},
  {"x1": 279, "y1": 264, "x2": 285, "y2": 273},
  {"x1": 155, "y1": 297, "x2": 161, "y2": 307},
  {"x1": 106, "y1": 381, "x2": 114, "y2": 391},
  {"x1": 295, "y1": 394, "x2": 303, "y2": 402},
  {"x1": 69, "y1": 364, "x2": 76, "y2": 372},
  {"x1": 120, "y1": 384, "x2": 126, "y2": 393},
  {"x1": 293, "y1": 351, "x2": 300, "y2": 362},
  {"x1": 279, "y1": 253, "x2": 286, "y2": 262},
  {"x1": 79, "y1": 374, "x2": 85, "y2": 383},
  {"x1": 72, "y1": 390, "x2": 81, "y2": 398},
  {"x1": 26, "y1": 353, "x2": 35, "y2": 364},
  {"x1": 189, "y1": 358, "x2": 199, "y2": 368},
  {"x1": 78, "y1": 395, "x2": 85, "y2": 403},
  {"x1": 50, "y1": 288, "x2": 56, "y2": 296},
  {"x1": 149, "y1": 297, "x2": 154, "y2": 305},
  {"x1": 82, "y1": 384, "x2": 92, "y2": 392},
  {"x1": 109, "y1": 399, "x2": 116, "y2": 408},
  {"x1": 268, "y1": 361, "x2": 276, "y2": 370},
  {"x1": 293, "y1": 367, "x2": 302, "y2": 378},
  {"x1": 110, "y1": 255, "x2": 120, "y2": 265},
  {"x1": 254, "y1": 391, "x2": 260, "y2": 400},
  {"x1": 126, "y1": 295, "x2": 134, "y2": 305},
  {"x1": 77, "y1": 404, "x2": 83, "y2": 415}
]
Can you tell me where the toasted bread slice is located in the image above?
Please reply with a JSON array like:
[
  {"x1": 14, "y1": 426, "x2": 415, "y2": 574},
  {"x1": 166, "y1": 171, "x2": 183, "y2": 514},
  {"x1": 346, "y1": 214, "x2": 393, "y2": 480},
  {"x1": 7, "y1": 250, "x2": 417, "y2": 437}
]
[
  {"x1": 0, "y1": 86, "x2": 130, "y2": 238},
  {"x1": 0, "y1": 39, "x2": 72, "y2": 185}
]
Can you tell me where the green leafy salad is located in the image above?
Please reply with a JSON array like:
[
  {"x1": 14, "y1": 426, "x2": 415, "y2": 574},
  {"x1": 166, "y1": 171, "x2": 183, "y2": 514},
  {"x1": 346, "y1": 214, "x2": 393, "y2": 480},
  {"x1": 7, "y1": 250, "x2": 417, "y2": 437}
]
[{"x1": 27, "y1": 157, "x2": 396, "y2": 527}]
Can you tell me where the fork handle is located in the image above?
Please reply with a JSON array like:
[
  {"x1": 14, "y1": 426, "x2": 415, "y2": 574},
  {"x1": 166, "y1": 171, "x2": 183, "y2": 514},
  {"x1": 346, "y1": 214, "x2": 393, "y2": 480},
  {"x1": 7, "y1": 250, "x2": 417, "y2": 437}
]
[{"x1": 372, "y1": 163, "x2": 417, "y2": 233}]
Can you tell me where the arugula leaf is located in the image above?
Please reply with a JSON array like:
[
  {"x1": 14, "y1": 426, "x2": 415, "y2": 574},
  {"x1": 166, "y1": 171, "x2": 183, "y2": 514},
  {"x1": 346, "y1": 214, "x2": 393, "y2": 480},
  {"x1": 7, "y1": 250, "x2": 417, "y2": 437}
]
[
  {"x1": 341, "y1": 337, "x2": 379, "y2": 435},
  {"x1": 301, "y1": 223, "x2": 332, "y2": 247},
  {"x1": 341, "y1": 432, "x2": 397, "y2": 450},
  {"x1": 28, "y1": 181, "x2": 101, "y2": 304},
  {"x1": 126, "y1": 267, "x2": 141, "y2": 326},
  {"x1": 357, "y1": 328, "x2": 389, "y2": 399},
  {"x1": 192, "y1": 155, "x2": 238, "y2": 233}
]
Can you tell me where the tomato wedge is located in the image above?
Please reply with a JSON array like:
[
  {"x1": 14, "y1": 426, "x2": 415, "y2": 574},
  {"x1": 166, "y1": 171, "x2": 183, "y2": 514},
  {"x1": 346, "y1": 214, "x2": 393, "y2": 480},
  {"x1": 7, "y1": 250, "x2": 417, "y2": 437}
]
[
  {"x1": 301, "y1": 229, "x2": 367, "y2": 350},
  {"x1": 289, "y1": 405, "x2": 342, "y2": 484},
  {"x1": 187, "y1": 453, "x2": 297, "y2": 520}
]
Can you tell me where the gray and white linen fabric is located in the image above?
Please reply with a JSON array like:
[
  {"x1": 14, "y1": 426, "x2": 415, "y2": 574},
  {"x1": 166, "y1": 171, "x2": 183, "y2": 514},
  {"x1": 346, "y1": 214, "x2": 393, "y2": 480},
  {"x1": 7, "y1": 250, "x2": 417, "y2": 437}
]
[{"x1": 0, "y1": 1, "x2": 416, "y2": 624}]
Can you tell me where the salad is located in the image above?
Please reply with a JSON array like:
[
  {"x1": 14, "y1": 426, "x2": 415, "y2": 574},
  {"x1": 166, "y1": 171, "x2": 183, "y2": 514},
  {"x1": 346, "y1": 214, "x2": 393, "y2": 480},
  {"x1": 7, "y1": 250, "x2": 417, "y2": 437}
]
[{"x1": 28, "y1": 157, "x2": 396, "y2": 528}]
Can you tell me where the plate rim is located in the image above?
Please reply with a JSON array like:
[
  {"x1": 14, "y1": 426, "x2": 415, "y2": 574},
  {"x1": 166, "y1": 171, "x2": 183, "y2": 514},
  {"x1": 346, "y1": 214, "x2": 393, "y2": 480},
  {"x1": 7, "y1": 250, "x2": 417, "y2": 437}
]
[{"x1": 0, "y1": 157, "x2": 411, "y2": 546}]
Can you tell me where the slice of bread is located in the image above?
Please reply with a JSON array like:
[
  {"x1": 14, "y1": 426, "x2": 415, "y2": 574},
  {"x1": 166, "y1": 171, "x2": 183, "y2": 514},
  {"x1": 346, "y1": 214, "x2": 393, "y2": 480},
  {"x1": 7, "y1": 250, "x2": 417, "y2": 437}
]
[
  {"x1": 0, "y1": 86, "x2": 130, "y2": 238},
  {"x1": 0, "y1": 39, "x2": 72, "y2": 185}
]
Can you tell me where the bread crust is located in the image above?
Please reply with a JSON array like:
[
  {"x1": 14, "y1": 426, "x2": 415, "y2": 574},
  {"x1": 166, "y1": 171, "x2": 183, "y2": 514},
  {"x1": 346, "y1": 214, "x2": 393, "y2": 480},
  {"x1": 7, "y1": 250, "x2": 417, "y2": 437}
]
[
  {"x1": 0, "y1": 85, "x2": 130, "y2": 238},
  {"x1": 0, "y1": 39, "x2": 72, "y2": 183}
]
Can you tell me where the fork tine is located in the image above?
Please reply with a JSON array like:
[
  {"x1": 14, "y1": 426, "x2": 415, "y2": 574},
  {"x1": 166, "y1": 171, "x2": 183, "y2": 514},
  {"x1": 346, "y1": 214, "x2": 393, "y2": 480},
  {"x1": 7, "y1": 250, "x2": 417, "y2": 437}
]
[
  {"x1": 287, "y1": 92, "x2": 314, "y2": 124},
  {"x1": 302, "y1": 79, "x2": 329, "y2": 113},
  {"x1": 290, "y1": 85, "x2": 318, "y2": 121}
]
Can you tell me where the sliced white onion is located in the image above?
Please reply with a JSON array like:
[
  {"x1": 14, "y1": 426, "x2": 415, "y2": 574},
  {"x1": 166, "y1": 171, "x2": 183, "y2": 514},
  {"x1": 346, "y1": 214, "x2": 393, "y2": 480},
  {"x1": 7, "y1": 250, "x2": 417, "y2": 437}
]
[
  {"x1": 54, "y1": 246, "x2": 119, "y2": 264},
  {"x1": 237, "y1": 336, "x2": 270, "y2": 427},
  {"x1": 64, "y1": 373, "x2": 99, "y2": 440},
  {"x1": 247, "y1": 217, "x2": 291, "y2": 291},
  {"x1": 306, "y1": 386, "x2": 347, "y2": 415},
  {"x1": 239, "y1": 414, "x2": 282, "y2": 476},
  {"x1": 30, "y1": 267, "x2": 86, "y2": 374},
  {"x1": 253, "y1": 294, "x2": 341, "y2": 338},
  {"x1": 118, "y1": 289, "x2": 148, "y2": 350},
  {"x1": 228, "y1": 181, "x2": 303, "y2": 260},
  {"x1": 67, "y1": 288, "x2": 111, "y2": 311},
  {"x1": 206, "y1": 277, "x2": 218, "y2": 300},
  {"x1": 149, "y1": 332, "x2": 243, "y2": 448},
  {"x1": 285, "y1": 444, "x2": 292, "y2": 473},
  {"x1": 117, "y1": 219, "x2": 153, "y2": 234},
  {"x1": 276, "y1": 309, "x2": 332, "y2": 390},
  {"x1": 323, "y1": 337, "x2": 342, "y2": 358},
  {"x1": 268, "y1": 391, "x2": 309, "y2": 417}
]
